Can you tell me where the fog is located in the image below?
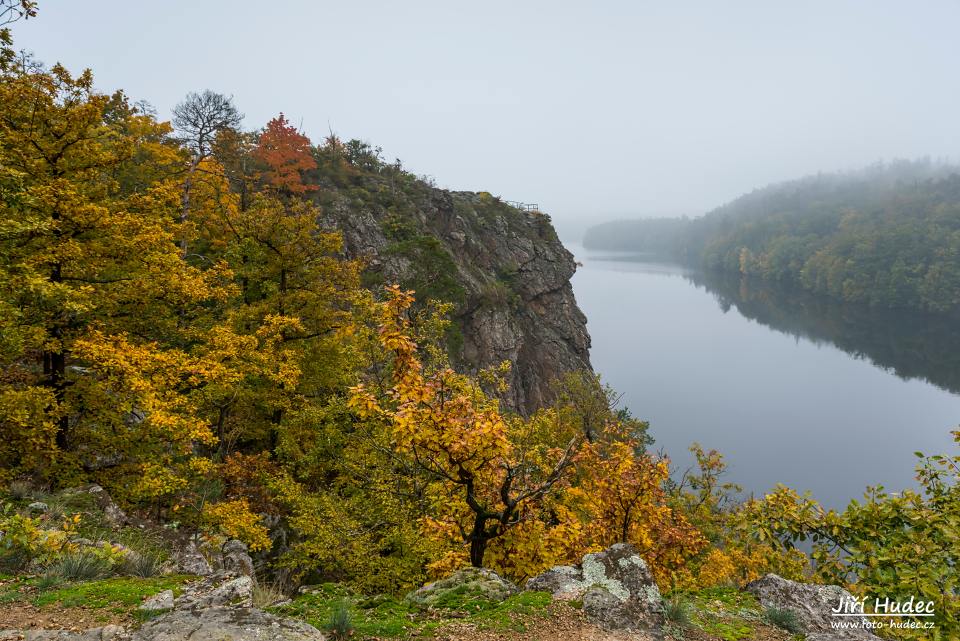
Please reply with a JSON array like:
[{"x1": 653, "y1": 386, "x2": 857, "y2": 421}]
[{"x1": 14, "y1": 1, "x2": 960, "y2": 238}]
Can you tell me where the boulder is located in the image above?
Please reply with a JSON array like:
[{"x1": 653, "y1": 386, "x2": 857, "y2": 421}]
[
  {"x1": 139, "y1": 589, "x2": 175, "y2": 612},
  {"x1": 132, "y1": 607, "x2": 325, "y2": 641},
  {"x1": 172, "y1": 540, "x2": 212, "y2": 576},
  {"x1": 27, "y1": 501, "x2": 49, "y2": 513},
  {"x1": 175, "y1": 575, "x2": 254, "y2": 610},
  {"x1": 526, "y1": 543, "x2": 664, "y2": 634},
  {"x1": 745, "y1": 574, "x2": 881, "y2": 640},
  {"x1": 406, "y1": 567, "x2": 518, "y2": 607},
  {"x1": 220, "y1": 539, "x2": 256, "y2": 583}
]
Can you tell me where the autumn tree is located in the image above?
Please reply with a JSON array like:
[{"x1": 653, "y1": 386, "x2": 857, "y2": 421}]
[
  {"x1": 251, "y1": 113, "x2": 317, "y2": 195},
  {"x1": 172, "y1": 90, "x2": 242, "y2": 254},
  {"x1": 0, "y1": 62, "x2": 231, "y2": 491},
  {"x1": 351, "y1": 286, "x2": 583, "y2": 568}
]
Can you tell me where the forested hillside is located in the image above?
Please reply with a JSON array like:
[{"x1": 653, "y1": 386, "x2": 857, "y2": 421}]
[{"x1": 584, "y1": 160, "x2": 960, "y2": 313}]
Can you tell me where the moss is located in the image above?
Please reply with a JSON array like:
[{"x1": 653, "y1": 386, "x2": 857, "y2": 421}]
[
  {"x1": 32, "y1": 575, "x2": 191, "y2": 609},
  {"x1": 271, "y1": 589, "x2": 418, "y2": 639},
  {"x1": 0, "y1": 574, "x2": 193, "y2": 622},
  {"x1": 271, "y1": 586, "x2": 554, "y2": 639},
  {"x1": 674, "y1": 587, "x2": 766, "y2": 641}
]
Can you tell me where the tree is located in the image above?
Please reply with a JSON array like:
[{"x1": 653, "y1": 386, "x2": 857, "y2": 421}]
[
  {"x1": 350, "y1": 286, "x2": 582, "y2": 568},
  {"x1": 740, "y1": 430, "x2": 960, "y2": 637},
  {"x1": 252, "y1": 113, "x2": 317, "y2": 195},
  {"x1": 0, "y1": 63, "x2": 229, "y2": 490},
  {"x1": 172, "y1": 90, "x2": 242, "y2": 254},
  {"x1": 0, "y1": 0, "x2": 37, "y2": 69}
]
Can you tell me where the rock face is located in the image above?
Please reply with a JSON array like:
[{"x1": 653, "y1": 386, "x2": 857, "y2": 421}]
[
  {"x1": 132, "y1": 608, "x2": 326, "y2": 641},
  {"x1": 172, "y1": 540, "x2": 212, "y2": 576},
  {"x1": 406, "y1": 567, "x2": 518, "y2": 607},
  {"x1": 220, "y1": 539, "x2": 257, "y2": 582},
  {"x1": 745, "y1": 574, "x2": 881, "y2": 640},
  {"x1": 174, "y1": 575, "x2": 254, "y2": 610},
  {"x1": 321, "y1": 186, "x2": 591, "y2": 415},
  {"x1": 526, "y1": 543, "x2": 664, "y2": 634}
]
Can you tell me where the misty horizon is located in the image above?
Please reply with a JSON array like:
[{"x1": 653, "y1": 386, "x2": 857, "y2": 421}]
[{"x1": 13, "y1": 1, "x2": 960, "y2": 238}]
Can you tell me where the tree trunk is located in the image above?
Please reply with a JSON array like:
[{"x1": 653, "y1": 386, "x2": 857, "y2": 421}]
[{"x1": 468, "y1": 510, "x2": 495, "y2": 567}]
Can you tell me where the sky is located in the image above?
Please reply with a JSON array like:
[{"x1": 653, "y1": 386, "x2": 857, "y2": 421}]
[{"x1": 12, "y1": 1, "x2": 960, "y2": 238}]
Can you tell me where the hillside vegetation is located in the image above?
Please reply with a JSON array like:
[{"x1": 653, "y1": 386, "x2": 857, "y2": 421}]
[{"x1": 584, "y1": 160, "x2": 960, "y2": 313}]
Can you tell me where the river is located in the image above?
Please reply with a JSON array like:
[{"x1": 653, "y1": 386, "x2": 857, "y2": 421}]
[{"x1": 568, "y1": 245, "x2": 960, "y2": 509}]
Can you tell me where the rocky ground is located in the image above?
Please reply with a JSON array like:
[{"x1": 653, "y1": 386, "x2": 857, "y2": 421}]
[{"x1": 0, "y1": 486, "x2": 880, "y2": 641}]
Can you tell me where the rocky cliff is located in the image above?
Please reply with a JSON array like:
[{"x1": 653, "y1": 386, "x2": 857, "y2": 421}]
[{"x1": 313, "y1": 166, "x2": 590, "y2": 414}]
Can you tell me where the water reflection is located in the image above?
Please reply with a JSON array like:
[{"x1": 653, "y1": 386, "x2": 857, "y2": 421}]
[{"x1": 686, "y1": 269, "x2": 960, "y2": 396}]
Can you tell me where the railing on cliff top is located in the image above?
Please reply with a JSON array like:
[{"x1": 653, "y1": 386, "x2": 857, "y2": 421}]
[{"x1": 504, "y1": 200, "x2": 541, "y2": 213}]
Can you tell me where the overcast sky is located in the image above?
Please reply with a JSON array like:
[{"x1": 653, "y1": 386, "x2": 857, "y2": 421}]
[{"x1": 13, "y1": 1, "x2": 960, "y2": 237}]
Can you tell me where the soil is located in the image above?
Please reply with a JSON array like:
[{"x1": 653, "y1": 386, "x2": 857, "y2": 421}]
[{"x1": 0, "y1": 602, "x2": 130, "y2": 631}]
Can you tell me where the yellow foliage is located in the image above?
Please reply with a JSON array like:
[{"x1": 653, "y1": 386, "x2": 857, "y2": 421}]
[{"x1": 203, "y1": 499, "x2": 272, "y2": 552}]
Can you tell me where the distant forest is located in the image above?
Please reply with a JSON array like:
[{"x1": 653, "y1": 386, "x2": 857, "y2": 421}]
[{"x1": 583, "y1": 159, "x2": 960, "y2": 313}]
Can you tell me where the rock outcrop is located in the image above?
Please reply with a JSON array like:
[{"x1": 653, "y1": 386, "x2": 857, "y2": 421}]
[
  {"x1": 526, "y1": 543, "x2": 664, "y2": 635},
  {"x1": 171, "y1": 538, "x2": 255, "y2": 580},
  {"x1": 405, "y1": 567, "x2": 518, "y2": 607},
  {"x1": 133, "y1": 608, "x2": 326, "y2": 641},
  {"x1": 745, "y1": 574, "x2": 882, "y2": 640},
  {"x1": 0, "y1": 626, "x2": 127, "y2": 641},
  {"x1": 321, "y1": 185, "x2": 591, "y2": 415}
]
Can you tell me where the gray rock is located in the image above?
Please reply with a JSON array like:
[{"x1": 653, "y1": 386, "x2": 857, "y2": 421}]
[
  {"x1": 132, "y1": 607, "x2": 325, "y2": 641},
  {"x1": 175, "y1": 575, "x2": 254, "y2": 610},
  {"x1": 27, "y1": 501, "x2": 48, "y2": 512},
  {"x1": 406, "y1": 567, "x2": 518, "y2": 607},
  {"x1": 0, "y1": 626, "x2": 127, "y2": 641},
  {"x1": 322, "y1": 188, "x2": 591, "y2": 415},
  {"x1": 172, "y1": 540, "x2": 212, "y2": 576},
  {"x1": 745, "y1": 574, "x2": 881, "y2": 640},
  {"x1": 526, "y1": 543, "x2": 663, "y2": 634},
  {"x1": 139, "y1": 589, "x2": 174, "y2": 612},
  {"x1": 220, "y1": 539, "x2": 256, "y2": 583}
]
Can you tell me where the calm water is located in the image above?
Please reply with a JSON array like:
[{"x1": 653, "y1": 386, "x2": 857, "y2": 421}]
[{"x1": 569, "y1": 245, "x2": 960, "y2": 509}]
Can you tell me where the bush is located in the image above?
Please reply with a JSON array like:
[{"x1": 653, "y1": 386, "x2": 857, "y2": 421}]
[{"x1": 764, "y1": 606, "x2": 802, "y2": 633}]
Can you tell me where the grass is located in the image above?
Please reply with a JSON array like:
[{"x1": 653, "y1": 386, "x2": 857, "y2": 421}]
[
  {"x1": 0, "y1": 574, "x2": 194, "y2": 617},
  {"x1": 765, "y1": 606, "x2": 803, "y2": 633},
  {"x1": 252, "y1": 581, "x2": 287, "y2": 608},
  {"x1": 325, "y1": 600, "x2": 354, "y2": 640},
  {"x1": 664, "y1": 595, "x2": 693, "y2": 626},
  {"x1": 46, "y1": 551, "x2": 112, "y2": 581},
  {"x1": 671, "y1": 587, "x2": 767, "y2": 641}
]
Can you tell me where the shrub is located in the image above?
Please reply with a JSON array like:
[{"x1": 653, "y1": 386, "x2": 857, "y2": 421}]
[{"x1": 764, "y1": 606, "x2": 802, "y2": 633}]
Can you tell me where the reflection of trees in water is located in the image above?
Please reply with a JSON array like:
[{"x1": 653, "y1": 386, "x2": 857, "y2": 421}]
[{"x1": 686, "y1": 269, "x2": 960, "y2": 396}]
